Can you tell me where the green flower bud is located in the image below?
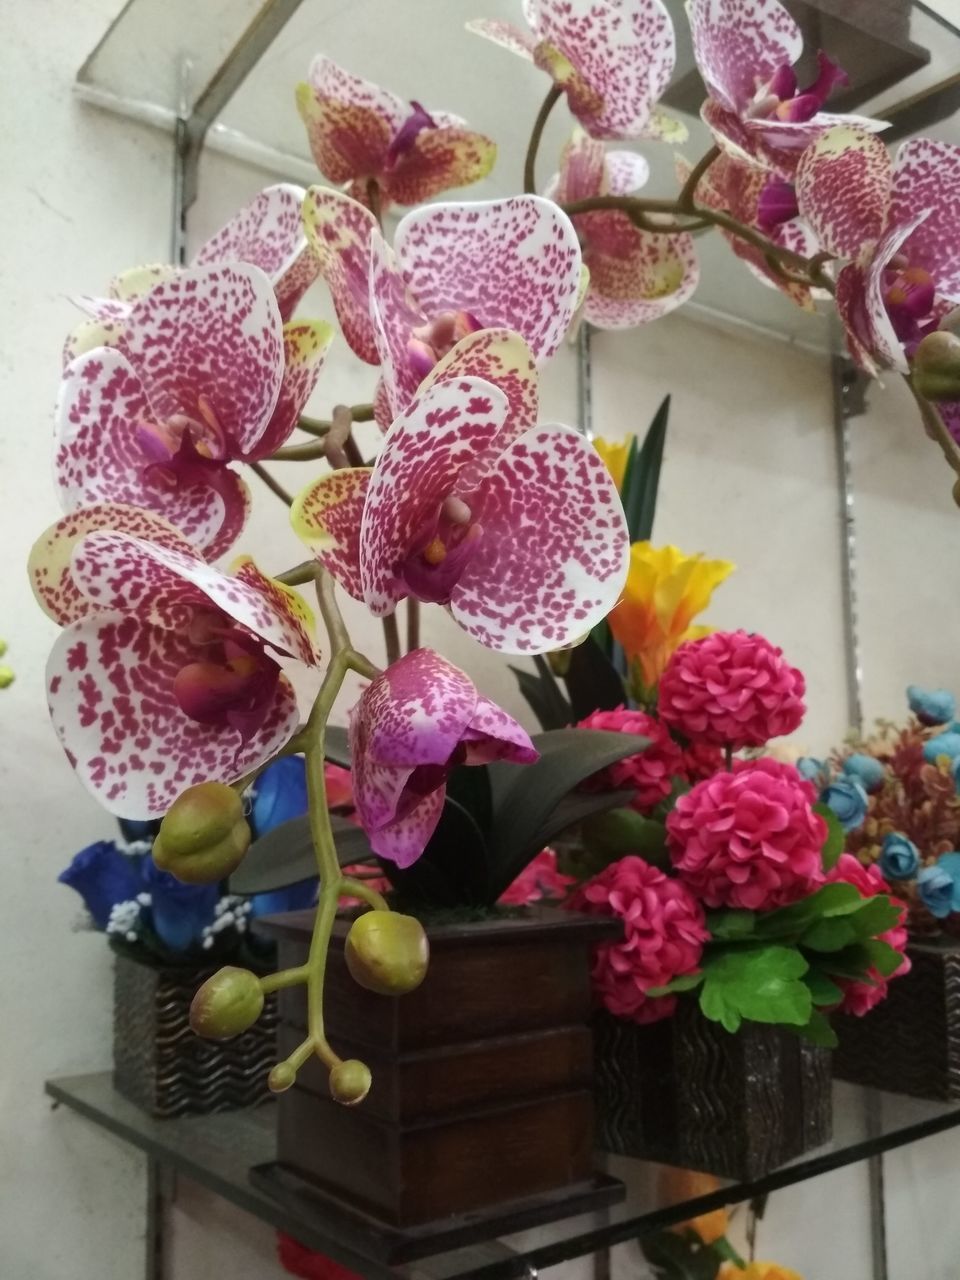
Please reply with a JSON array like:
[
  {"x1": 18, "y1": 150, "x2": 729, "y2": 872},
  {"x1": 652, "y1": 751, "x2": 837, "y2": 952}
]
[
  {"x1": 153, "y1": 781, "x2": 251, "y2": 884},
  {"x1": 268, "y1": 1062, "x2": 297, "y2": 1094},
  {"x1": 913, "y1": 331, "x2": 960, "y2": 402},
  {"x1": 0, "y1": 666, "x2": 14, "y2": 689},
  {"x1": 329, "y1": 1059, "x2": 372, "y2": 1106},
  {"x1": 344, "y1": 910, "x2": 429, "y2": 996},
  {"x1": 189, "y1": 966, "x2": 264, "y2": 1041}
]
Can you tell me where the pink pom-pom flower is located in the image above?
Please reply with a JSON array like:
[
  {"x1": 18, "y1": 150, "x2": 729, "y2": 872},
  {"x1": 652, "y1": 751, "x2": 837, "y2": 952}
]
[
  {"x1": 667, "y1": 758, "x2": 826, "y2": 910},
  {"x1": 569, "y1": 856, "x2": 708, "y2": 1025},
  {"x1": 578, "y1": 706, "x2": 685, "y2": 811},
  {"x1": 826, "y1": 853, "x2": 912, "y2": 1015},
  {"x1": 658, "y1": 629, "x2": 806, "y2": 749}
]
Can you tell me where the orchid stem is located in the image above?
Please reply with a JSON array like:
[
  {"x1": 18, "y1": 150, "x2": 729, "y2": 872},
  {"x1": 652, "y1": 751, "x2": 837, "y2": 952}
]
[
  {"x1": 382, "y1": 612, "x2": 401, "y2": 666},
  {"x1": 275, "y1": 561, "x2": 320, "y2": 586},
  {"x1": 678, "y1": 145, "x2": 720, "y2": 213},
  {"x1": 270, "y1": 440, "x2": 330, "y2": 462},
  {"x1": 906, "y1": 377, "x2": 960, "y2": 501},
  {"x1": 259, "y1": 965, "x2": 310, "y2": 994},
  {"x1": 250, "y1": 461, "x2": 293, "y2": 506},
  {"x1": 297, "y1": 416, "x2": 331, "y2": 438},
  {"x1": 340, "y1": 877, "x2": 390, "y2": 911},
  {"x1": 524, "y1": 84, "x2": 562, "y2": 194},
  {"x1": 406, "y1": 597, "x2": 420, "y2": 654}
]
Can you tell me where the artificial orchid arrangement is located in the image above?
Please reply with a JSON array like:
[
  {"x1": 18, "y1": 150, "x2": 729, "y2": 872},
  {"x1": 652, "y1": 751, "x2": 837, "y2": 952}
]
[{"x1": 31, "y1": 0, "x2": 960, "y2": 1106}]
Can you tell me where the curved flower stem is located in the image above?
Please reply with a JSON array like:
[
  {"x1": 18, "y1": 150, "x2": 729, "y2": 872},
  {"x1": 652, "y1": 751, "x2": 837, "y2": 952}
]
[
  {"x1": 907, "y1": 376, "x2": 960, "y2": 501},
  {"x1": 260, "y1": 965, "x2": 310, "y2": 994},
  {"x1": 297, "y1": 416, "x2": 331, "y2": 438},
  {"x1": 382, "y1": 611, "x2": 402, "y2": 666},
  {"x1": 406, "y1": 598, "x2": 420, "y2": 654},
  {"x1": 275, "y1": 561, "x2": 321, "y2": 587},
  {"x1": 525, "y1": 84, "x2": 563, "y2": 194},
  {"x1": 341, "y1": 877, "x2": 390, "y2": 910},
  {"x1": 249, "y1": 461, "x2": 293, "y2": 506},
  {"x1": 677, "y1": 145, "x2": 720, "y2": 214},
  {"x1": 270, "y1": 440, "x2": 331, "y2": 462}
]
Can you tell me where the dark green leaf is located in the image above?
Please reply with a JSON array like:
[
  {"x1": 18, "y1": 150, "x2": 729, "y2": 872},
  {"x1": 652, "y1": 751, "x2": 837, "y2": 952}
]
[
  {"x1": 803, "y1": 968, "x2": 843, "y2": 1006},
  {"x1": 508, "y1": 657, "x2": 572, "y2": 731},
  {"x1": 802, "y1": 916, "x2": 859, "y2": 952},
  {"x1": 581, "y1": 808, "x2": 668, "y2": 867},
  {"x1": 787, "y1": 1008, "x2": 839, "y2": 1049},
  {"x1": 445, "y1": 762, "x2": 494, "y2": 838},
  {"x1": 699, "y1": 945, "x2": 812, "y2": 1032},
  {"x1": 230, "y1": 814, "x2": 371, "y2": 894},
  {"x1": 814, "y1": 802, "x2": 845, "y2": 871},
  {"x1": 560, "y1": 635, "x2": 627, "y2": 720},
  {"x1": 712, "y1": 1238, "x2": 747, "y2": 1269},
  {"x1": 755, "y1": 883, "x2": 863, "y2": 941},
  {"x1": 864, "y1": 938, "x2": 904, "y2": 978},
  {"x1": 816, "y1": 944, "x2": 881, "y2": 982},
  {"x1": 706, "y1": 909, "x2": 757, "y2": 941},
  {"x1": 846, "y1": 895, "x2": 904, "y2": 939},
  {"x1": 383, "y1": 796, "x2": 489, "y2": 907},
  {"x1": 324, "y1": 726, "x2": 350, "y2": 766},
  {"x1": 623, "y1": 394, "x2": 670, "y2": 544},
  {"x1": 647, "y1": 971, "x2": 704, "y2": 997},
  {"x1": 802, "y1": 895, "x2": 904, "y2": 952}
]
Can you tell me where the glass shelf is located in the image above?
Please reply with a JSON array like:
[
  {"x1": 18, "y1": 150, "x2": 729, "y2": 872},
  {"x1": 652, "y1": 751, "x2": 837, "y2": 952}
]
[{"x1": 46, "y1": 1072, "x2": 960, "y2": 1279}]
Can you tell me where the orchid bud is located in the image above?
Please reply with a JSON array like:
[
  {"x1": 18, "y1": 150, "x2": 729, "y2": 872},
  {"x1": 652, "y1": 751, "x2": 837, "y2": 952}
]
[
  {"x1": 153, "y1": 781, "x2": 251, "y2": 884},
  {"x1": 913, "y1": 331, "x2": 960, "y2": 402},
  {"x1": 268, "y1": 1062, "x2": 297, "y2": 1094},
  {"x1": 344, "y1": 910, "x2": 429, "y2": 996},
  {"x1": 329, "y1": 1059, "x2": 372, "y2": 1106},
  {"x1": 189, "y1": 966, "x2": 263, "y2": 1040}
]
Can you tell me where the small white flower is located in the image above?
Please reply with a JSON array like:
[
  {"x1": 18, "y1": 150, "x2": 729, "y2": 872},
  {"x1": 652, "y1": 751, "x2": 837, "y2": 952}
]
[{"x1": 106, "y1": 899, "x2": 142, "y2": 937}]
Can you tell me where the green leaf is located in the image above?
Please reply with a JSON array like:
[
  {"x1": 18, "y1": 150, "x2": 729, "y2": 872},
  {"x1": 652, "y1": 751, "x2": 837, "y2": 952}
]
[
  {"x1": 847, "y1": 895, "x2": 904, "y2": 939},
  {"x1": 802, "y1": 895, "x2": 904, "y2": 952},
  {"x1": 788, "y1": 1008, "x2": 839, "y2": 1049},
  {"x1": 814, "y1": 802, "x2": 845, "y2": 871},
  {"x1": 646, "y1": 971, "x2": 704, "y2": 997},
  {"x1": 803, "y1": 968, "x2": 843, "y2": 1006},
  {"x1": 623, "y1": 394, "x2": 670, "y2": 544},
  {"x1": 230, "y1": 814, "x2": 371, "y2": 894},
  {"x1": 508, "y1": 657, "x2": 572, "y2": 731},
  {"x1": 699, "y1": 945, "x2": 812, "y2": 1031},
  {"x1": 445, "y1": 762, "x2": 494, "y2": 839},
  {"x1": 324, "y1": 726, "x2": 350, "y2": 766},
  {"x1": 755, "y1": 882, "x2": 863, "y2": 941},
  {"x1": 383, "y1": 796, "x2": 489, "y2": 907},
  {"x1": 581, "y1": 808, "x2": 668, "y2": 868},
  {"x1": 706, "y1": 909, "x2": 757, "y2": 941},
  {"x1": 802, "y1": 916, "x2": 860, "y2": 952},
  {"x1": 816, "y1": 944, "x2": 882, "y2": 982},
  {"x1": 864, "y1": 938, "x2": 904, "y2": 978},
  {"x1": 712, "y1": 1238, "x2": 747, "y2": 1269},
  {"x1": 560, "y1": 635, "x2": 628, "y2": 720}
]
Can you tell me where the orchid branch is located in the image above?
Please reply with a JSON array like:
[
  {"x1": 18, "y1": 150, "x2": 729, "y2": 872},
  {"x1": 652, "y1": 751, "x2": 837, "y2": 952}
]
[
  {"x1": 524, "y1": 84, "x2": 563, "y2": 194},
  {"x1": 677, "y1": 144, "x2": 720, "y2": 213},
  {"x1": 249, "y1": 461, "x2": 294, "y2": 506},
  {"x1": 906, "y1": 377, "x2": 960, "y2": 500},
  {"x1": 382, "y1": 611, "x2": 401, "y2": 666},
  {"x1": 406, "y1": 598, "x2": 420, "y2": 654}
]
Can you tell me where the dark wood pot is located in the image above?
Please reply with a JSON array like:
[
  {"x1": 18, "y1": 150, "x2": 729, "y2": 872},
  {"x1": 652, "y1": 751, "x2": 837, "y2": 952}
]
[
  {"x1": 255, "y1": 907, "x2": 622, "y2": 1233},
  {"x1": 112, "y1": 951, "x2": 278, "y2": 1118},
  {"x1": 834, "y1": 939, "x2": 960, "y2": 1101},
  {"x1": 593, "y1": 1002, "x2": 832, "y2": 1180}
]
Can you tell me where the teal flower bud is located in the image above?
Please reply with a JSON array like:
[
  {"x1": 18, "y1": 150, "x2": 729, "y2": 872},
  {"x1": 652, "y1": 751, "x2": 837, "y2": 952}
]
[
  {"x1": 189, "y1": 966, "x2": 263, "y2": 1040},
  {"x1": 344, "y1": 910, "x2": 429, "y2": 996},
  {"x1": 153, "y1": 782, "x2": 251, "y2": 884}
]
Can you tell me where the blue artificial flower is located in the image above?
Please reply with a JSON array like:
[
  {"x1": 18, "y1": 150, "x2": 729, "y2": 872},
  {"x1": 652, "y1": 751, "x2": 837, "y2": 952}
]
[
  {"x1": 250, "y1": 756, "x2": 308, "y2": 838},
  {"x1": 58, "y1": 840, "x2": 143, "y2": 930},
  {"x1": 908, "y1": 685, "x2": 956, "y2": 727},
  {"x1": 117, "y1": 816, "x2": 161, "y2": 847},
  {"x1": 922, "y1": 732, "x2": 960, "y2": 764},
  {"x1": 249, "y1": 878, "x2": 319, "y2": 919},
  {"x1": 820, "y1": 777, "x2": 868, "y2": 833},
  {"x1": 878, "y1": 833, "x2": 920, "y2": 881},
  {"x1": 842, "y1": 753, "x2": 886, "y2": 794},
  {"x1": 797, "y1": 756, "x2": 830, "y2": 787},
  {"x1": 141, "y1": 855, "x2": 218, "y2": 952},
  {"x1": 937, "y1": 852, "x2": 960, "y2": 914},
  {"x1": 918, "y1": 863, "x2": 956, "y2": 919}
]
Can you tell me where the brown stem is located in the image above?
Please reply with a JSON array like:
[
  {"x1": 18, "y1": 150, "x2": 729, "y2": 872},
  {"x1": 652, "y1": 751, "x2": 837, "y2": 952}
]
[
  {"x1": 406, "y1": 598, "x2": 420, "y2": 654},
  {"x1": 525, "y1": 83, "x2": 563, "y2": 194},
  {"x1": 325, "y1": 404, "x2": 354, "y2": 470},
  {"x1": 250, "y1": 461, "x2": 293, "y2": 506},
  {"x1": 270, "y1": 440, "x2": 330, "y2": 462},
  {"x1": 677, "y1": 145, "x2": 720, "y2": 213},
  {"x1": 275, "y1": 561, "x2": 320, "y2": 587},
  {"x1": 382, "y1": 612, "x2": 401, "y2": 666},
  {"x1": 297, "y1": 416, "x2": 331, "y2": 438},
  {"x1": 351, "y1": 403, "x2": 375, "y2": 423},
  {"x1": 344, "y1": 434, "x2": 366, "y2": 468}
]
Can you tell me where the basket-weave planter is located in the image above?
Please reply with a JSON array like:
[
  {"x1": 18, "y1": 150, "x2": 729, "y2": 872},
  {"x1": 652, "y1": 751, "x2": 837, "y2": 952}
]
[
  {"x1": 834, "y1": 939, "x2": 960, "y2": 1101},
  {"x1": 112, "y1": 951, "x2": 278, "y2": 1118},
  {"x1": 593, "y1": 1002, "x2": 833, "y2": 1180}
]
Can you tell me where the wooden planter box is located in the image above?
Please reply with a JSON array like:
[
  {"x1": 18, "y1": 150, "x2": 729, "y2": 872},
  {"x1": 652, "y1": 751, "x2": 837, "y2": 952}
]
[
  {"x1": 593, "y1": 1002, "x2": 833, "y2": 1181},
  {"x1": 255, "y1": 907, "x2": 622, "y2": 1236},
  {"x1": 834, "y1": 939, "x2": 960, "y2": 1101},
  {"x1": 112, "y1": 951, "x2": 278, "y2": 1118}
]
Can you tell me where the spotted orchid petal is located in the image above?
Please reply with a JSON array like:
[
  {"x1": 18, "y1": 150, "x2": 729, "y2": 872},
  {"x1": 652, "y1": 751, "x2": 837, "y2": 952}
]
[
  {"x1": 835, "y1": 263, "x2": 882, "y2": 376},
  {"x1": 309, "y1": 55, "x2": 408, "y2": 135},
  {"x1": 29, "y1": 505, "x2": 193, "y2": 626},
  {"x1": 73, "y1": 295, "x2": 130, "y2": 324},
  {"x1": 117, "y1": 263, "x2": 283, "y2": 459},
  {"x1": 394, "y1": 195, "x2": 582, "y2": 363},
  {"x1": 193, "y1": 184, "x2": 319, "y2": 321},
  {"x1": 348, "y1": 648, "x2": 536, "y2": 865},
  {"x1": 360, "y1": 378, "x2": 509, "y2": 617},
  {"x1": 547, "y1": 129, "x2": 607, "y2": 204},
  {"x1": 369, "y1": 234, "x2": 432, "y2": 421},
  {"x1": 744, "y1": 112, "x2": 888, "y2": 177},
  {"x1": 47, "y1": 610, "x2": 300, "y2": 818},
  {"x1": 381, "y1": 126, "x2": 497, "y2": 207},
  {"x1": 795, "y1": 126, "x2": 891, "y2": 259},
  {"x1": 243, "y1": 320, "x2": 334, "y2": 460},
  {"x1": 892, "y1": 139, "x2": 960, "y2": 304},
  {"x1": 296, "y1": 82, "x2": 395, "y2": 187},
  {"x1": 62, "y1": 316, "x2": 123, "y2": 368},
  {"x1": 577, "y1": 213, "x2": 700, "y2": 329},
  {"x1": 55, "y1": 348, "x2": 251, "y2": 559},
  {"x1": 420, "y1": 329, "x2": 539, "y2": 451},
  {"x1": 302, "y1": 187, "x2": 381, "y2": 364},
  {"x1": 466, "y1": 18, "x2": 537, "y2": 60},
  {"x1": 606, "y1": 149, "x2": 651, "y2": 196},
  {"x1": 290, "y1": 468, "x2": 371, "y2": 601},
  {"x1": 110, "y1": 264, "x2": 179, "y2": 302},
  {"x1": 450, "y1": 425, "x2": 630, "y2": 653},
  {"x1": 686, "y1": 0, "x2": 802, "y2": 115},
  {"x1": 837, "y1": 213, "x2": 930, "y2": 375}
]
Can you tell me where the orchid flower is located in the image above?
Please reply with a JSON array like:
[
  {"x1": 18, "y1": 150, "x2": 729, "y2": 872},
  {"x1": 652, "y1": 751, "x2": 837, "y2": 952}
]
[
  {"x1": 349, "y1": 648, "x2": 537, "y2": 866},
  {"x1": 468, "y1": 0, "x2": 684, "y2": 142},
  {"x1": 296, "y1": 56, "x2": 496, "y2": 214},
  {"x1": 56, "y1": 263, "x2": 332, "y2": 559},
  {"x1": 302, "y1": 188, "x2": 582, "y2": 424},
  {"x1": 547, "y1": 129, "x2": 698, "y2": 328},
  {"x1": 66, "y1": 184, "x2": 319, "y2": 363},
  {"x1": 290, "y1": 329, "x2": 630, "y2": 654},
  {"x1": 29, "y1": 504, "x2": 318, "y2": 818},
  {"x1": 795, "y1": 127, "x2": 960, "y2": 374},
  {"x1": 687, "y1": 0, "x2": 887, "y2": 176}
]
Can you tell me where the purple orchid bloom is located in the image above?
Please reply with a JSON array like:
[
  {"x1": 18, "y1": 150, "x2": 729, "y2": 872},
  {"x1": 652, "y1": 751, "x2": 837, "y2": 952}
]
[
  {"x1": 349, "y1": 648, "x2": 538, "y2": 866},
  {"x1": 687, "y1": 0, "x2": 887, "y2": 176},
  {"x1": 795, "y1": 126, "x2": 960, "y2": 374}
]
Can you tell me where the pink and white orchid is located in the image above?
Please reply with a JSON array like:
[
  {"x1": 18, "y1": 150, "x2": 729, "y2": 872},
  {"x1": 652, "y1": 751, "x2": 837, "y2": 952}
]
[
  {"x1": 349, "y1": 648, "x2": 537, "y2": 866},
  {"x1": 548, "y1": 129, "x2": 698, "y2": 328},
  {"x1": 29, "y1": 504, "x2": 318, "y2": 818},
  {"x1": 303, "y1": 188, "x2": 582, "y2": 424},
  {"x1": 296, "y1": 56, "x2": 496, "y2": 214},
  {"x1": 66, "y1": 184, "x2": 319, "y2": 364},
  {"x1": 796, "y1": 127, "x2": 960, "y2": 374},
  {"x1": 291, "y1": 330, "x2": 630, "y2": 654},
  {"x1": 469, "y1": 0, "x2": 684, "y2": 142},
  {"x1": 56, "y1": 263, "x2": 332, "y2": 559},
  {"x1": 687, "y1": 0, "x2": 886, "y2": 177}
]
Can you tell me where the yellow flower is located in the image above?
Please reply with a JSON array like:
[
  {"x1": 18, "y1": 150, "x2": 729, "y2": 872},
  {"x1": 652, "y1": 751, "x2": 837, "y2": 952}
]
[
  {"x1": 608, "y1": 542, "x2": 735, "y2": 688},
  {"x1": 719, "y1": 1263, "x2": 804, "y2": 1280},
  {"x1": 592, "y1": 435, "x2": 633, "y2": 491},
  {"x1": 658, "y1": 1168, "x2": 728, "y2": 1244}
]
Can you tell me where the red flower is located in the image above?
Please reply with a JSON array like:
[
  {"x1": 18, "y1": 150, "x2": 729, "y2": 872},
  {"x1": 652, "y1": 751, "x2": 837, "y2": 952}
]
[
  {"x1": 826, "y1": 853, "x2": 912, "y2": 1015},
  {"x1": 277, "y1": 1235, "x2": 362, "y2": 1280},
  {"x1": 578, "y1": 705, "x2": 685, "y2": 812},
  {"x1": 498, "y1": 849, "x2": 575, "y2": 906}
]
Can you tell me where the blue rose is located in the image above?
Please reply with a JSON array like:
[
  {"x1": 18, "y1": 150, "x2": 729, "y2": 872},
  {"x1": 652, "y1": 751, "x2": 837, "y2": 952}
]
[
  {"x1": 908, "y1": 685, "x2": 957, "y2": 727},
  {"x1": 141, "y1": 855, "x2": 218, "y2": 951},
  {"x1": 249, "y1": 878, "x2": 319, "y2": 919},
  {"x1": 842, "y1": 753, "x2": 886, "y2": 794},
  {"x1": 937, "y1": 852, "x2": 960, "y2": 914},
  {"x1": 797, "y1": 756, "x2": 830, "y2": 786},
  {"x1": 923, "y1": 732, "x2": 960, "y2": 764},
  {"x1": 820, "y1": 778, "x2": 868, "y2": 833},
  {"x1": 250, "y1": 757, "x2": 308, "y2": 838},
  {"x1": 878, "y1": 833, "x2": 920, "y2": 881},
  {"x1": 58, "y1": 840, "x2": 143, "y2": 929},
  {"x1": 918, "y1": 863, "x2": 956, "y2": 918}
]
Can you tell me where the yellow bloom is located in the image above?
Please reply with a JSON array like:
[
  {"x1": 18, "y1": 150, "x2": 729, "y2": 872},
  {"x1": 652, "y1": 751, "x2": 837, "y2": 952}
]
[
  {"x1": 608, "y1": 542, "x2": 735, "y2": 688},
  {"x1": 720, "y1": 1263, "x2": 804, "y2": 1280},
  {"x1": 658, "y1": 1168, "x2": 728, "y2": 1244},
  {"x1": 592, "y1": 435, "x2": 634, "y2": 491}
]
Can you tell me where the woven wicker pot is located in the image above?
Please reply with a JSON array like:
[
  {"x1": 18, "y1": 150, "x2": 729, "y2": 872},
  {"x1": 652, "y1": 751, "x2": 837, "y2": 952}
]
[
  {"x1": 112, "y1": 951, "x2": 278, "y2": 1118},
  {"x1": 593, "y1": 1002, "x2": 833, "y2": 1180},
  {"x1": 834, "y1": 939, "x2": 960, "y2": 1101}
]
